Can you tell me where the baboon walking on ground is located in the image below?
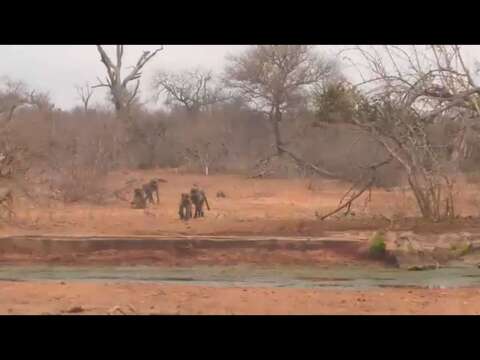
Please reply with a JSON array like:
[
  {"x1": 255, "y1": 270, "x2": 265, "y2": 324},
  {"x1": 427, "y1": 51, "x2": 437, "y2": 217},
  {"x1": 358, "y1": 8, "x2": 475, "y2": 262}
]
[
  {"x1": 179, "y1": 193, "x2": 193, "y2": 220},
  {"x1": 190, "y1": 185, "x2": 210, "y2": 218},
  {"x1": 142, "y1": 179, "x2": 160, "y2": 205},
  {"x1": 131, "y1": 188, "x2": 147, "y2": 209}
]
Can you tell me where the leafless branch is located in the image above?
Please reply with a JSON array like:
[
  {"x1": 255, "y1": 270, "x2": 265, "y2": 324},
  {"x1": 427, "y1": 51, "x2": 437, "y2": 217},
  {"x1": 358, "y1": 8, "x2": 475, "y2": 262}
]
[
  {"x1": 75, "y1": 82, "x2": 95, "y2": 114},
  {"x1": 152, "y1": 68, "x2": 229, "y2": 114},
  {"x1": 319, "y1": 176, "x2": 376, "y2": 221},
  {"x1": 330, "y1": 45, "x2": 477, "y2": 220}
]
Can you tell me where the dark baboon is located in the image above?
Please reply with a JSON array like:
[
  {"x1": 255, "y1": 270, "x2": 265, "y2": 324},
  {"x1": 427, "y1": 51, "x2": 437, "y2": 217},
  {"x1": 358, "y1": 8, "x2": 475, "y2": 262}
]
[
  {"x1": 131, "y1": 188, "x2": 147, "y2": 209},
  {"x1": 178, "y1": 193, "x2": 193, "y2": 220},
  {"x1": 216, "y1": 191, "x2": 226, "y2": 198},
  {"x1": 142, "y1": 179, "x2": 159, "y2": 205},
  {"x1": 190, "y1": 185, "x2": 210, "y2": 218},
  {"x1": 0, "y1": 187, "x2": 14, "y2": 219}
]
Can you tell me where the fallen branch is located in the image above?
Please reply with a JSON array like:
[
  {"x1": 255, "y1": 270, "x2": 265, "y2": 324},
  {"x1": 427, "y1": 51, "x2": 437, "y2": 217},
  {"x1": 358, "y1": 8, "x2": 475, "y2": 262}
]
[
  {"x1": 250, "y1": 147, "x2": 338, "y2": 179},
  {"x1": 319, "y1": 176, "x2": 375, "y2": 221},
  {"x1": 278, "y1": 146, "x2": 338, "y2": 178},
  {"x1": 319, "y1": 156, "x2": 392, "y2": 221},
  {"x1": 338, "y1": 173, "x2": 369, "y2": 206},
  {"x1": 249, "y1": 153, "x2": 277, "y2": 179}
]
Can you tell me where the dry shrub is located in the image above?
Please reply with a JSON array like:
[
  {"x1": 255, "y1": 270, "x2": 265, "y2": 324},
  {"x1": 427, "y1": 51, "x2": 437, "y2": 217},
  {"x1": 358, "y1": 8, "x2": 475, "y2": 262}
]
[
  {"x1": 3, "y1": 93, "x2": 407, "y2": 186},
  {"x1": 283, "y1": 120, "x2": 404, "y2": 185},
  {"x1": 57, "y1": 167, "x2": 107, "y2": 204},
  {"x1": 0, "y1": 77, "x2": 449, "y2": 201},
  {"x1": 385, "y1": 188, "x2": 415, "y2": 220}
]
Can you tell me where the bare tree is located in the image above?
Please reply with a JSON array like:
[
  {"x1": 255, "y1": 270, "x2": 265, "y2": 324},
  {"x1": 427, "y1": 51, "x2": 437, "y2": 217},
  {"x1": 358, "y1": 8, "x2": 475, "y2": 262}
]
[
  {"x1": 94, "y1": 45, "x2": 164, "y2": 116},
  {"x1": 75, "y1": 82, "x2": 95, "y2": 114},
  {"x1": 318, "y1": 45, "x2": 480, "y2": 221},
  {"x1": 152, "y1": 68, "x2": 228, "y2": 115},
  {"x1": 29, "y1": 91, "x2": 55, "y2": 113},
  {"x1": 224, "y1": 45, "x2": 337, "y2": 176},
  {"x1": 0, "y1": 79, "x2": 29, "y2": 124}
]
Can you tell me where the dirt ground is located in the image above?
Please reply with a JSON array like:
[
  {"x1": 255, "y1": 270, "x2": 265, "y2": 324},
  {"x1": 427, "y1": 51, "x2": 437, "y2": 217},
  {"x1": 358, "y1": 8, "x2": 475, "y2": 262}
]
[
  {"x1": 3, "y1": 169, "x2": 480, "y2": 238},
  {"x1": 2, "y1": 170, "x2": 480, "y2": 315},
  {"x1": 1, "y1": 281, "x2": 479, "y2": 315}
]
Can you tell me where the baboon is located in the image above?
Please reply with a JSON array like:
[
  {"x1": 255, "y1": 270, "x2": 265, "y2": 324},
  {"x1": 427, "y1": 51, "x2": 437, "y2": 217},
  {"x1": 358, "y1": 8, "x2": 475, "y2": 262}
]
[
  {"x1": 131, "y1": 188, "x2": 147, "y2": 209},
  {"x1": 216, "y1": 191, "x2": 226, "y2": 198},
  {"x1": 0, "y1": 187, "x2": 14, "y2": 219},
  {"x1": 178, "y1": 193, "x2": 193, "y2": 220},
  {"x1": 142, "y1": 179, "x2": 159, "y2": 205},
  {"x1": 190, "y1": 185, "x2": 210, "y2": 218}
]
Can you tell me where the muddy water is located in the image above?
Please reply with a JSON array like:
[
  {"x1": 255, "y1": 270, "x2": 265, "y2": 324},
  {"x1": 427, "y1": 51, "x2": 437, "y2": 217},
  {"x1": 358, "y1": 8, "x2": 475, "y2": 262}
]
[{"x1": 0, "y1": 265, "x2": 480, "y2": 290}]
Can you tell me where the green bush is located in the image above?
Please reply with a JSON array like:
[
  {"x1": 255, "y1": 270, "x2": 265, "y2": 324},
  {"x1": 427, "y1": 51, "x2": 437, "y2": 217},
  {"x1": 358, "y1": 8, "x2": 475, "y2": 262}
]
[
  {"x1": 369, "y1": 231, "x2": 387, "y2": 258},
  {"x1": 450, "y1": 242, "x2": 472, "y2": 257},
  {"x1": 460, "y1": 243, "x2": 473, "y2": 256}
]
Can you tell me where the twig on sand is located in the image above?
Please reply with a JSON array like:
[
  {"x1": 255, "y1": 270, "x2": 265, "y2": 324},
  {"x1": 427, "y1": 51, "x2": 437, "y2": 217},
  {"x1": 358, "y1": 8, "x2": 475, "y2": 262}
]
[{"x1": 107, "y1": 305, "x2": 127, "y2": 315}]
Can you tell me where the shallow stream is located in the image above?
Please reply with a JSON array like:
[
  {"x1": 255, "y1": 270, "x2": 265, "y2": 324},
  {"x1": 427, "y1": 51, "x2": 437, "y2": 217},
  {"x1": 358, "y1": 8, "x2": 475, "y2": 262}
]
[{"x1": 1, "y1": 265, "x2": 480, "y2": 290}]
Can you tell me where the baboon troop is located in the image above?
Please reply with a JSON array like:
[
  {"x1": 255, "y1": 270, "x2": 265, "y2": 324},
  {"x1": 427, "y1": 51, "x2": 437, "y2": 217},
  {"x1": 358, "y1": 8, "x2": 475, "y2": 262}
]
[
  {"x1": 178, "y1": 193, "x2": 193, "y2": 220},
  {"x1": 128, "y1": 179, "x2": 210, "y2": 220}
]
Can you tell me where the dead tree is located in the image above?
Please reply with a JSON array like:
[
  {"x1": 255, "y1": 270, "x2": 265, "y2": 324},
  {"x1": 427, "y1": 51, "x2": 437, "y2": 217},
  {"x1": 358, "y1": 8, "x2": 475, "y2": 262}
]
[
  {"x1": 75, "y1": 82, "x2": 94, "y2": 114},
  {"x1": 0, "y1": 79, "x2": 52, "y2": 125},
  {"x1": 224, "y1": 45, "x2": 337, "y2": 177},
  {"x1": 94, "y1": 45, "x2": 164, "y2": 117},
  {"x1": 152, "y1": 68, "x2": 228, "y2": 116},
  {"x1": 28, "y1": 91, "x2": 54, "y2": 112},
  {"x1": 320, "y1": 45, "x2": 480, "y2": 221}
]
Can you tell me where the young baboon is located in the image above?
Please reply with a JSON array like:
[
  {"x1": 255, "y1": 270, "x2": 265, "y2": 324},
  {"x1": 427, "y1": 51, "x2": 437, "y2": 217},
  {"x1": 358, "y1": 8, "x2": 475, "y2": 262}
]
[
  {"x1": 178, "y1": 193, "x2": 193, "y2": 220},
  {"x1": 190, "y1": 185, "x2": 210, "y2": 218},
  {"x1": 131, "y1": 188, "x2": 147, "y2": 209},
  {"x1": 142, "y1": 179, "x2": 159, "y2": 205}
]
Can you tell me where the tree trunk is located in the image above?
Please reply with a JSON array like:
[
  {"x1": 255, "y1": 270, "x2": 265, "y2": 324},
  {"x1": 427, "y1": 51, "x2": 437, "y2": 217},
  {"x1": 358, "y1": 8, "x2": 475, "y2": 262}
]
[
  {"x1": 272, "y1": 106, "x2": 283, "y2": 155},
  {"x1": 114, "y1": 100, "x2": 123, "y2": 114},
  {"x1": 407, "y1": 171, "x2": 455, "y2": 221},
  {"x1": 111, "y1": 84, "x2": 127, "y2": 116}
]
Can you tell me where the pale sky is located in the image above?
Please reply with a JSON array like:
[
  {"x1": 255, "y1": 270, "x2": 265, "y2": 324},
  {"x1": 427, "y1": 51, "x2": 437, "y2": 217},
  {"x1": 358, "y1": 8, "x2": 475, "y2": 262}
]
[
  {"x1": 0, "y1": 45, "x2": 251, "y2": 110},
  {"x1": 1, "y1": 45, "x2": 479, "y2": 110}
]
